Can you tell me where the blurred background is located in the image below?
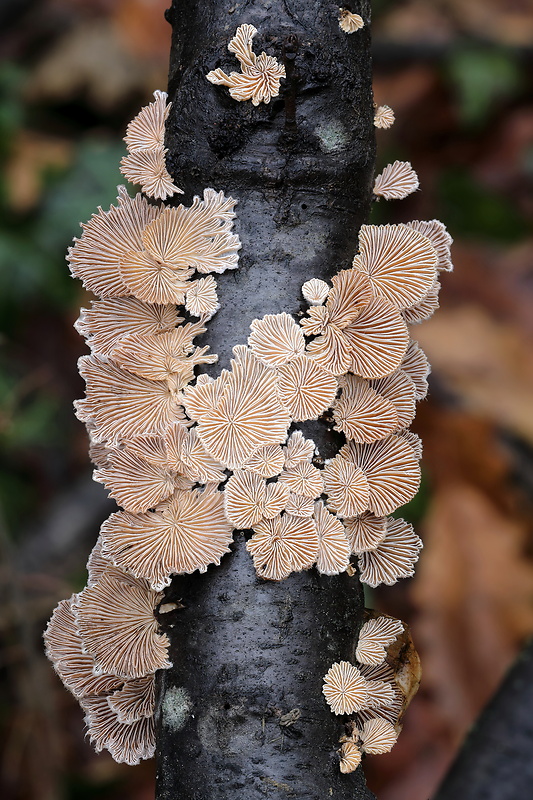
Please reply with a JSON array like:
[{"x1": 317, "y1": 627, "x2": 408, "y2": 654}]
[{"x1": 0, "y1": 0, "x2": 532, "y2": 798}]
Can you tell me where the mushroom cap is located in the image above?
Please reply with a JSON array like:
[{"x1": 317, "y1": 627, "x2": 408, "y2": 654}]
[
  {"x1": 95, "y1": 445, "x2": 180, "y2": 513},
  {"x1": 73, "y1": 568, "x2": 170, "y2": 679},
  {"x1": 44, "y1": 596, "x2": 123, "y2": 698},
  {"x1": 400, "y1": 339, "x2": 431, "y2": 401},
  {"x1": 345, "y1": 512, "x2": 387, "y2": 554},
  {"x1": 124, "y1": 90, "x2": 169, "y2": 152},
  {"x1": 278, "y1": 461, "x2": 324, "y2": 498},
  {"x1": 282, "y1": 430, "x2": 315, "y2": 468},
  {"x1": 356, "y1": 616, "x2": 404, "y2": 666},
  {"x1": 76, "y1": 297, "x2": 181, "y2": 358},
  {"x1": 333, "y1": 375, "x2": 398, "y2": 443},
  {"x1": 197, "y1": 349, "x2": 291, "y2": 470},
  {"x1": 394, "y1": 428, "x2": 423, "y2": 460},
  {"x1": 339, "y1": 9, "x2": 365, "y2": 33},
  {"x1": 140, "y1": 190, "x2": 240, "y2": 274},
  {"x1": 68, "y1": 187, "x2": 159, "y2": 298},
  {"x1": 108, "y1": 675, "x2": 155, "y2": 724},
  {"x1": 407, "y1": 219, "x2": 453, "y2": 272},
  {"x1": 322, "y1": 661, "x2": 369, "y2": 715},
  {"x1": 86, "y1": 537, "x2": 111, "y2": 586},
  {"x1": 120, "y1": 146, "x2": 183, "y2": 201},
  {"x1": 341, "y1": 435, "x2": 421, "y2": 517},
  {"x1": 359, "y1": 718, "x2": 398, "y2": 755},
  {"x1": 206, "y1": 24, "x2": 285, "y2": 106},
  {"x1": 354, "y1": 224, "x2": 438, "y2": 310},
  {"x1": 358, "y1": 517, "x2": 423, "y2": 587},
  {"x1": 119, "y1": 249, "x2": 192, "y2": 305},
  {"x1": 285, "y1": 492, "x2": 315, "y2": 517},
  {"x1": 402, "y1": 278, "x2": 441, "y2": 325},
  {"x1": 374, "y1": 105, "x2": 395, "y2": 129},
  {"x1": 342, "y1": 297, "x2": 410, "y2": 380},
  {"x1": 278, "y1": 355, "x2": 338, "y2": 422},
  {"x1": 314, "y1": 501, "x2": 351, "y2": 576},
  {"x1": 248, "y1": 312, "x2": 305, "y2": 367},
  {"x1": 369, "y1": 369, "x2": 416, "y2": 430},
  {"x1": 339, "y1": 739, "x2": 362, "y2": 773},
  {"x1": 77, "y1": 355, "x2": 184, "y2": 445},
  {"x1": 242, "y1": 443, "x2": 285, "y2": 478},
  {"x1": 101, "y1": 487, "x2": 234, "y2": 590},
  {"x1": 185, "y1": 275, "x2": 219, "y2": 319},
  {"x1": 246, "y1": 513, "x2": 319, "y2": 581},
  {"x1": 373, "y1": 161, "x2": 419, "y2": 201},
  {"x1": 112, "y1": 327, "x2": 215, "y2": 383},
  {"x1": 323, "y1": 456, "x2": 369, "y2": 518},
  {"x1": 81, "y1": 694, "x2": 155, "y2": 765},
  {"x1": 302, "y1": 278, "x2": 329, "y2": 305},
  {"x1": 224, "y1": 470, "x2": 268, "y2": 529}
]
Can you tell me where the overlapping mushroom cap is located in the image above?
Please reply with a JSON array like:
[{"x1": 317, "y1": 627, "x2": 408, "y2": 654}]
[
  {"x1": 49, "y1": 68, "x2": 453, "y2": 769},
  {"x1": 206, "y1": 25, "x2": 286, "y2": 105},
  {"x1": 373, "y1": 161, "x2": 419, "y2": 201},
  {"x1": 120, "y1": 89, "x2": 182, "y2": 201}
]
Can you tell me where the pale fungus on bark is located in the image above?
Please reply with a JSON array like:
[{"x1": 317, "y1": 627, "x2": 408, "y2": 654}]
[
  {"x1": 46, "y1": 52, "x2": 454, "y2": 775},
  {"x1": 374, "y1": 104, "x2": 395, "y2": 129},
  {"x1": 339, "y1": 739, "x2": 362, "y2": 773},
  {"x1": 322, "y1": 661, "x2": 370, "y2": 715},
  {"x1": 338, "y1": 9, "x2": 365, "y2": 33},
  {"x1": 358, "y1": 517, "x2": 423, "y2": 587},
  {"x1": 359, "y1": 718, "x2": 399, "y2": 754},
  {"x1": 373, "y1": 160, "x2": 419, "y2": 200},
  {"x1": 206, "y1": 24, "x2": 286, "y2": 105},
  {"x1": 356, "y1": 617, "x2": 404, "y2": 665},
  {"x1": 246, "y1": 513, "x2": 319, "y2": 581},
  {"x1": 301, "y1": 277, "x2": 330, "y2": 305}
]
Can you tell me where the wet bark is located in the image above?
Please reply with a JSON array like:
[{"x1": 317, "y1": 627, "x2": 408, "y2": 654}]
[{"x1": 156, "y1": 1, "x2": 376, "y2": 797}]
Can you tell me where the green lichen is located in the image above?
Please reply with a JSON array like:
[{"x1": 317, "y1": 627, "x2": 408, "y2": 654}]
[{"x1": 161, "y1": 686, "x2": 193, "y2": 731}]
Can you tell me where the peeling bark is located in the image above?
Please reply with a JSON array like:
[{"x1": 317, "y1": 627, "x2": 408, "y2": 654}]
[{"x1": 156, "y1": 1, "x2": 376, "y2": 796}]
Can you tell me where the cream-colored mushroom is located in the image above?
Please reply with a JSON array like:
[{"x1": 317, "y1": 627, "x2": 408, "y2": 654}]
[
  {"x1": 206, "y1": 24, "x2": 286, "y2": 106},
  {"x1": 373, "y1": 161, "x2": 419, "y2": 200}
]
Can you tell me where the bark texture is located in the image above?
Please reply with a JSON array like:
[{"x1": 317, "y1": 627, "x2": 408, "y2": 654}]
[
  {"x1": 434, "y1": 638, "x2": 533, "y2": 800},
  {"x1": 157, "y1": 1, "x2": 376, "y2": 797}
]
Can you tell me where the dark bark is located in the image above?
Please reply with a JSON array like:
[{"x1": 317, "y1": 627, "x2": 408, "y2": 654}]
[
  {"x1": 434, "y1": 638, "x2": 533, "y2": 800},
  {"x1": 157, "y1": 1, "x2": 376, "y2": 797}
]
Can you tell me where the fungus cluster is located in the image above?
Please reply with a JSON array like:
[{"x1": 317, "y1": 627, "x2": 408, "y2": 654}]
[
  {"x1": 206, "y1": 24, "x2": 286, "y2": 106},
  {"x1": 45, "y1": 17, "x2": 452, "y2": 771}
]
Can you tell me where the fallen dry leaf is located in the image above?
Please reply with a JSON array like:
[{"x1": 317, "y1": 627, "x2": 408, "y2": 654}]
[
  {"x1": 416, "y1": 305, "x2": 533, "y2": 444},
  {"x1": 412, "y1": 482, "x2": 533, "y2": 736}
]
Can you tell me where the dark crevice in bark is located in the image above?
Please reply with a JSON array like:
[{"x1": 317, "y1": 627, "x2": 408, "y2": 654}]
[{"x1": 156, "y1": 1, "x2": 376, "y2": 797}]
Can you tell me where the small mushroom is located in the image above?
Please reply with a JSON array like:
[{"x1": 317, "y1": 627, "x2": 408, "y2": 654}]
[
  {"x1": 373, "y1": 161, "x2": 419, "y2": 201},
  {"x1": 356, "y1": 617, "x2": 404, "y2": 666},
  {"x1": 68, "y1": 187, "x2": 159, "y2": 298},
  {"x1": 301, "y1": 278, "x2": 329, "y2": 306},
  {"x1": 323, "y1": 456, "x2": 369, "y2": 518},
  {"x1": 249, "y1": 312, "x2": 306, "y2": 367},
  {"x1": 374, "y1": 104, "x2": 395, "y2": 129},
  {"x1": 73, "y1": 568, "x2": 170, "y2": 679},
  {"x1": 322, "y1": 661, "x2": 369, "y2": 715},
  {"x1": 277, "y1": 355, "x2": 338, "y2": 422},
  {"x1": 359, "y1": 718, "x2": 398, "y2": 754},
  {"x1": 345, "y1": 512, "x2": 387, "y2": 554},
  {"x1": 313, "y1": 501, "x2": 351, "y2": 576},
  {"x1": 282, "y1": 431, "x2": 315, "y2": 469},
  {"x1": 338, "y1": 9, "x2": 364, "y2": 33},
  {"x1": 206, "y1": 24, "x2": 286, "y2": 106},
  {"x1": 358, "y1": 517, "x2": 423, "y2": 587},
  {"x1": 247, "y1": 513, "x2": 319, "y2": 581},
  {"x1": 354, "y1": 224, "x2": 438, "y2": 311}
]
